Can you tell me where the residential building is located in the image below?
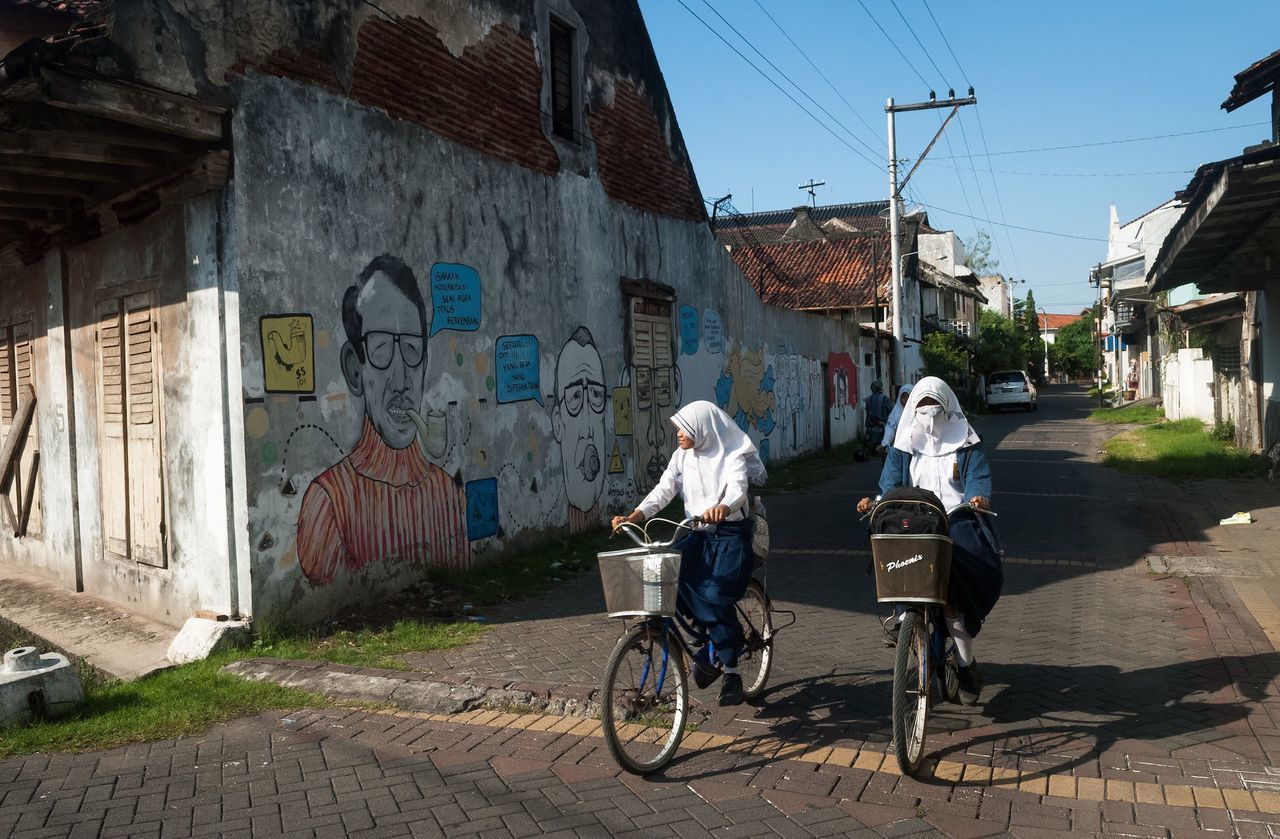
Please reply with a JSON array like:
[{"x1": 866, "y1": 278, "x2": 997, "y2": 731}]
[
  {"x1": 713, "y1": 202, "x2": 930, "y2": 404},
  {"x1": 978, "y1": 274, "x2": 1013, "y2": 319},
  {"x1": 1094, "y1": 199, "x2": 1186, "y2": 400},
  {"x1": 1040, "y1": 314, "x2": 1083, "y2": 345},
  {"x1": 1147, "y1": 47, "x2": 1280, "y2": 450},
  {"x1": 0, "y1": 0, "x2": 864, "y2": 628}
]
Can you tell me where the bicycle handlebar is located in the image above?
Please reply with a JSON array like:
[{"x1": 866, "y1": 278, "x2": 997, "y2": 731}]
[{"x1": 611, "y1": 516, "x2": 702, "y2": 549}]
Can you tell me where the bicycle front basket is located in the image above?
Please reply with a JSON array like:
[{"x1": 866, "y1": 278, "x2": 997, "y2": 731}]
[
  {"x1": 597, "y1": 548, "x2": 682, "y2": 618},
  {"x1": 870, "y1": 534, "x2": 953, "y2": 605}
]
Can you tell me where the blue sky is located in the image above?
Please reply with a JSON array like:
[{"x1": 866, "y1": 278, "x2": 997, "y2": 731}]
[{"x1": 636, "y1": 0, "x2": 1280, "y2": 313}]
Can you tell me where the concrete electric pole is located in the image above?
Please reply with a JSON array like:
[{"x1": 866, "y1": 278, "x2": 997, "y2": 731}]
[{"x1": 886, "y1": 89, "x2": 976, "y2": 386}]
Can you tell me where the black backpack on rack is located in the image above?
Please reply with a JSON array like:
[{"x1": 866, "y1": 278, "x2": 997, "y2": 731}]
[{"x1": 869, "y1": 487, "x2": 949, "y2": 537}]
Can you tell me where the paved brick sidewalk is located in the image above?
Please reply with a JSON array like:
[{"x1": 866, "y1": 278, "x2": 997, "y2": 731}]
[{"x1": 10, "y1": 385, "x2": 1280, "y2": 837}]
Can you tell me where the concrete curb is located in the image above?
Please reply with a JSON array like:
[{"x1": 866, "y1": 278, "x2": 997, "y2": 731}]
[{"x1": 223, "y1": 657, "x2": 602, "y2": 717}]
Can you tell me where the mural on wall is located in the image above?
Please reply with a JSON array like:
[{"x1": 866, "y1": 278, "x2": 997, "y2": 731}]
[
  {"x1": 553, "y1": 326, "x2": 607, "y2": 530},
  {"x1": 612, "y1": 386, "x2": 633, "y2": 436},
  {"x1": 465, "y1": 477, "x2": 499, "y2": 541},
  {"x1": 679, "y1": 305, "x2": 700, "y2": 356},
  {"x1": 296, "y1": 254, "x2": 468, "y2": 584},
  {"x1": 495, "y1": 334, "x2": 543, "y2": 405},
  {"x1": 701, "y1": 309, "x2": 724, "y2": 354},
  {"x1": 626, "y1": 297, "x2": 681, "y2": 492},
  {"x1": 261, "y1": 314, "x2": 315, "y2": 393},
  {"x1": 716, "y1": 345, "x2": 776, "y2": 434},
  {"x1": 827, "y1": 352, "x2": 857, "y2": 421},
  {"x1": 429, "y1": 263, "x2": 482, "y2": 336}
]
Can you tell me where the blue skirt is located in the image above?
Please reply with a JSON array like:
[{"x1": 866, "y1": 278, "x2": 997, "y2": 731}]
[
  {"x1": 674, "y1": 519, "x2": 753, "y2": 666},
  {"x1": 947, "y1": 510, "x2": 1004, "y2": 638}
]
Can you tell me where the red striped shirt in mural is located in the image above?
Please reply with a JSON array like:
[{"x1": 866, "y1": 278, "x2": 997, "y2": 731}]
[{"x1": 297, "y1": 418, "x2": 468, "y2": 584}]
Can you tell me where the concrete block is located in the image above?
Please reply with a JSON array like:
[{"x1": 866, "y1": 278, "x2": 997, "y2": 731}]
[
  {"x1": 0, "y1": 646, "x2": 84, "y2": 728},
  {"x1": 166, "y1": 618, "x2": 251, "y2": 665}
]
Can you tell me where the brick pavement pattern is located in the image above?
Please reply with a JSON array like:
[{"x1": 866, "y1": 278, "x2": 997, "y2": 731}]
[{"x1": 7, "y1": 385, "x2": 1280, "y2": 837}]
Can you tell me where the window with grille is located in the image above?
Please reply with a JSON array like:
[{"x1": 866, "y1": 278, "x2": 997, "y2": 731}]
[
  {"x1": 0, "y1": 320, "x2": 39, "y2": 537},
  {"x1": 549, "y1": 17, "x2": 576, "y2": 142},
  {"x1": 1215, "y1": 345, "x2": 1242, "y2": 377},
  {"x1": 95, "y1": 292, "x2": 165, "y2": 567}
]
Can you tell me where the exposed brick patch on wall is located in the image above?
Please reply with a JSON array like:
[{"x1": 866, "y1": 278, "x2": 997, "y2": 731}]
[
  {"x1": 225, "y1": 47, "x2": 344, "y2": 94},
  {"x1": 350, "y1": 17, "x2": 559, "y2": 177},
  {"x1": 587, "y1": 81, "x2": 703, "y2": 221}
]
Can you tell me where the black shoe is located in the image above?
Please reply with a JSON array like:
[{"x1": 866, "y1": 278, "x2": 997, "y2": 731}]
[
  {"x1": 957, "y1": 661, "x2": 983, "y2": 706},
  {"x1": 691, "y1": 646, "x2": 722, "y2": 690},
  {"x1": 718, "y1": 673, "x2": 744, "y2": 706}
]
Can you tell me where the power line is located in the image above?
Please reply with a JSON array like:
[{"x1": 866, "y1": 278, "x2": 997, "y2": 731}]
[
  {"x1": 673, "y1": 0, "x2": 884, "y2": 171},
  {"x1": 854, "y1": 0, "x2": 932, "y2": 91},
  {"x1": 920, "y1": 163, "x2": 1196, "y2": 177},
  {"x1": 912, "y1": 200, "x2": 1109, "y2": 242},
  {"x1": 747, "y1": 0, "x2": 883, "y2": 144},
  {"x1": 920, "y1": 0, "x2": 968, "y2": 86},
  {"x1": 927, "y1": 122, "x2": 1270, "y2": 159},
  {"x1": 888, "y1": 0, "x2": 950, "y2": 88},
  {"x1": 695, "y1": 0, "x2": 883, "y2": 160}
]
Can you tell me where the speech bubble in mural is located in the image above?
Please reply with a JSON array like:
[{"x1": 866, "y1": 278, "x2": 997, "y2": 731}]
[
  {"x1": 465, "y1": 478, "x2": 499, "y2": 541},
  {"x1": 702, "y1": 310, "x2": 724, "y2": 354},
  {"x1": 495, "y1": 335, "x2": 543, "y2": 405},
  {"x1": 429, "y1": 263, "x2": 482, "y2": 337},
  {"x1": 679, "y1": 305, "x2": 700, "y2": 356}
]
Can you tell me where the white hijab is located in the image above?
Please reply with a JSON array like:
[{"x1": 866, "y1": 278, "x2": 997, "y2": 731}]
[
  {"x1": 670, "y1": 401, "x2": 758, "y2": 512},
  {"x1": 892, "y1": 377, "x2": 980, "y2": 457},
  {"x1": 883, "y1": 384, "x2": 913, "y2": 433}
]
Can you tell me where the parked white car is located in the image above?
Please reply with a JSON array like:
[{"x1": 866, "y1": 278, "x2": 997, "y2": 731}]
[{"x1": 985, "y1": 370, "x2": 1037, "y2": 411}]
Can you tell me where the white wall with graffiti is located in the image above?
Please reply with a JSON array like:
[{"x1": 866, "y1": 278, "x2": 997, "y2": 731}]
[{"x1": 231, "y1": 76, "x2": 865, "y2": 622}]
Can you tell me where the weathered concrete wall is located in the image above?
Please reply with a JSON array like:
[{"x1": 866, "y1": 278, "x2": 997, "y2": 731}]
[
  {"x1": 231, "y1": 75, "x2": 862, "y2": 623},
  {"x1": 0, "y1": 257, "x2": 78, "y2": 585},
  {"x1": 64, "y1": 198, "x2": 242, "y2": 626}
]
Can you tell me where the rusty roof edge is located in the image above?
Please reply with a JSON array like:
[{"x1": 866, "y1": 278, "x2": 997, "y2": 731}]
[
  {"x1": 1146, "y1": 144, "x2": 1280, "y2": 292},
  {"x1": 1222, "y1": 47, "x2": 1280, "y2": 112}
]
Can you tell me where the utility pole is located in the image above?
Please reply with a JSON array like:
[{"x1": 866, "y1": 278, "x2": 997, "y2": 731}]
[
  {"x1": 1089, "y1": 264, "x2": 1105, "y2": 408},
  {"x1": 886, "y1": 88, "x2": 976, "y2": 386}
]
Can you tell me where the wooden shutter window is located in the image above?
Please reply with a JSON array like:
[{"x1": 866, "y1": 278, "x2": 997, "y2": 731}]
[
  {"x1": 96, "y1": 299, "x2": 129, "y2": 559},
  {"x1": 98, "y1": 304, "x2": 124, "y2": 426},
  {"x1": 0, "y1": 327, "x2": 11, "y2": 426},
  {"x1": 126, "y1": 303, "x2": 154, "y2": 426}
]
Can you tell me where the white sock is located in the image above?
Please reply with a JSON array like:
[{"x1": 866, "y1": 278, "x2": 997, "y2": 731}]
[{"x1": 948, "y1": 616, "x2": 975, "y2": 667}]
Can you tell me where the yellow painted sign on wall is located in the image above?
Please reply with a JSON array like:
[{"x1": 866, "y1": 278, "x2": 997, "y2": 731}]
[{"x1": 260, "y1": 315, "x2": 314, "y2": 393}]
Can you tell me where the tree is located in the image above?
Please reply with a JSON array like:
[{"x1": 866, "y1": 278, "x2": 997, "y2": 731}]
[
  {"x1": 964, "y1": 230, "x2": 1000, "y2": 276},
  {"x1": 1048, "y1": 313, "x2": 1099, "y2": 379},
  {"x1": 973, "y1": 310, "x2": 1025, "y2": 374},
  {"x1": 922, "y1": 331, "x2": 968, "y2": 389},
  {"x1": 1017, "y1": 291, "x2": 1044, "y2": 380}
]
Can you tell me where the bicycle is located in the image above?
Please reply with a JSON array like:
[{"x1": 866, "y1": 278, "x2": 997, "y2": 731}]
[
  {"x1": 596, "y1": 502, "x2": 792, "y2": 775},
  {"x1": 867, "y1": 499, "x2": 995, "y2": 775}
]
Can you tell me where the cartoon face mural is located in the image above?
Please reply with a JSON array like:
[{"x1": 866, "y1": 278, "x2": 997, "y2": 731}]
[
  {"x1": 296, "y1": 255, "x2": 468, "y2": 584},
  {"x1": 553, "y1": 326, "x2": 606, "y2": 514},
  {"x1": 718, "y1": 345, "x2": 776, "y2": 433}
]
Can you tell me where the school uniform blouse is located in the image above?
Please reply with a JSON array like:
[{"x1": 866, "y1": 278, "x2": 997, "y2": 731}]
[{"x1": 879, "y1": 443, "x2": 992, "y2": 510}]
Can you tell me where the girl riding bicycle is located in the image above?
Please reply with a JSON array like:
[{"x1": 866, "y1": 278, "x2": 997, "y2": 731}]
[
  {"x1": 857, "y1": 377, "x2": 1003, "y2": 705},
  {"x1": 611, "y1": 401, "x2": 764, "y2": 707}
]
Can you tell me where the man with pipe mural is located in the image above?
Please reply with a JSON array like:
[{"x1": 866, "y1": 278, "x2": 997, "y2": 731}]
[
  {"x1": 297, "y1": 255, "x2": 467, "y2": 583},
  {"x1": 554, "y1": 327, "x2": 607, "y2": 530}
]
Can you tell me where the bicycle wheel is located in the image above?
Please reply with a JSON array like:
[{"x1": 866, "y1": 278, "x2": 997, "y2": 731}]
[
  {"x1": 892, "y1": 609, "x2": 929, "y2": 775},
  {"x1": 941, "y1": 636, "x2": 960, "y2": 704},
  {"x1": 736, "y1": 580, "x2": 773, "y2": 700},
  {"x1": 600, "y1": 622, "x2": 689, "y2": 775}
]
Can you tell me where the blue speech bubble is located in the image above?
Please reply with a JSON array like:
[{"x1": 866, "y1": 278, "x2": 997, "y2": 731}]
[
  {"x1": 495, "y1": 335, "x2": 543, "y2": 405},
  {"x1": 679, "y1": 305, "x2": 700, "y2": 356},
  {"x1": 429, "y1": 263, "x2": 482, "y2": 337},
  {"x1": 702, "y1": 309, "x2": 724, "y2": 354},
  {"x1": 465, "y1": 478, "x2": 499, "y2": 541}
]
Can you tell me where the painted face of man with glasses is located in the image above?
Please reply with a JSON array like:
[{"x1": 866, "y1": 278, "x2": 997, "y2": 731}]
[
  {"x1": 553, "y1": 327, "x2": 607, "y2": 513},
  {"x1": 339, "y1": 255, "x2": 428, "y2": 450}
]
